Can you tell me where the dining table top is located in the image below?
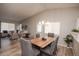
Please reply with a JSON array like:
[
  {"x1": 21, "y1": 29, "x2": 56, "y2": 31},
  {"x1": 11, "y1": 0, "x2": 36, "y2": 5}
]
[{"x1": 31, "y1": 37, "x2": 55, "y2": 48}]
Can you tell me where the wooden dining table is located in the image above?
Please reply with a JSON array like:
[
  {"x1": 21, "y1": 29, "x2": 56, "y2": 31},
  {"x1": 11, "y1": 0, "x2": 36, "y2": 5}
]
[{"x1": 31, "y1": 37, "x2": 55, "y2": 48}]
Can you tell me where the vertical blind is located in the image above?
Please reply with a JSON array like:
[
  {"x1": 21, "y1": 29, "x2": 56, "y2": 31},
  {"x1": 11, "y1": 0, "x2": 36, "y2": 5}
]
[
  {"x1": 45, "y1": 22, "x2": 60, "y2": 35},
  {"x1": 37, "y1": 21, "x2": 60, "y2": 35}
]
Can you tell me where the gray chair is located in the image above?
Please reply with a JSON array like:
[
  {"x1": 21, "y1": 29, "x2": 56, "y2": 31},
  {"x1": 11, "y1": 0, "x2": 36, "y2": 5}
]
[
  {"x1": 20, "y1": 38, "x2": 40, "y2": 56},
  {"x1": 40, "y1": 36, "x2": 59, "y2": 56},
  {"x1": 54, "y1": 36, "x2": 59, "y2": 55},
  {"x1": 36, "y1": 33, "x2": 40, "y2": 38},
  {"x1": 48, "y1": 33, "x2": 54, "y2": 38}
]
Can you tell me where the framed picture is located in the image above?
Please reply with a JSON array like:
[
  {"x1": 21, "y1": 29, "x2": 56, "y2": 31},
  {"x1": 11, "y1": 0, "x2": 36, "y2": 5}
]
[{"x1": 22, "y1": 25, "x2": 28, "y2": 30}]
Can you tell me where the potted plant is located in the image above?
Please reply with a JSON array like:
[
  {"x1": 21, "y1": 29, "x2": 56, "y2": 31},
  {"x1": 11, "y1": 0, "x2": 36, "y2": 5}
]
[
  {"x1": 64, "y1": 34, "x2": 73, "y2": 47},
  {"x1": 72, "y1": 29, "x2": 79, "y2": 32}
]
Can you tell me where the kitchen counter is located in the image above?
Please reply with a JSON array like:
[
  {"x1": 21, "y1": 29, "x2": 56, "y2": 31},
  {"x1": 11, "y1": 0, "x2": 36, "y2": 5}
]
[{"x1": 71, "y1": 32, "x2": 79, "y2": 55}]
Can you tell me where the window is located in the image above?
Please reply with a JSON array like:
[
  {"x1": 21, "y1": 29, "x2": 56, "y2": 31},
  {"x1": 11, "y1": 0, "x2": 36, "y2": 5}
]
[
  {"x1": 45, "y1": 22, "x2": 60, "y2": 35},
  {"x1": 37, "y1": 21, "x2": 60, "y2": 35},
  {"x1": 37, "y1": 22, "x2": 42, "y2": 33},
  {"x1": 17, "y1": 24, "x2": 22, "y2": 31},
  {"x1": 1, "y1": 22, "x2": 15, "y2": 32}
]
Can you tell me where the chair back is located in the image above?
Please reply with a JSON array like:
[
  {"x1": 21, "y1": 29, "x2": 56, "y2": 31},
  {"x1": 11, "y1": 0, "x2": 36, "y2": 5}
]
[
  {"x1": 36, "y1": 33, "x2": 40, "y2": 38},
  {"x1": 50, "y1": 36, "x2": 59, "y2": 55},
  {"x1": 48, "y1": 33, "x2": 54, "y2": 37},
  {"x1": 55, "y1": 36, "x2": 59, "y2": 50},
  {"x1": 50, "y1": 40, "x2": 56, "y2": 52},
  {"x1": 20, "y1": 38, "x2": 34, "y2": 56}
]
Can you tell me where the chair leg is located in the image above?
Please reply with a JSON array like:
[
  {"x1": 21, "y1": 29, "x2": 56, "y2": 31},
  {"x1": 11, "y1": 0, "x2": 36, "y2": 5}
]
[{"x1": 53, "y1": 49, "x2": 58, "y2": 56}]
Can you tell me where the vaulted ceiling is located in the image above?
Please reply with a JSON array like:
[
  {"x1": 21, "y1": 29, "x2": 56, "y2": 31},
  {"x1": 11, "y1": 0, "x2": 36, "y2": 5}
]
[{"x1": 0, "y1": 3, "x2": 79, "y2": 23}]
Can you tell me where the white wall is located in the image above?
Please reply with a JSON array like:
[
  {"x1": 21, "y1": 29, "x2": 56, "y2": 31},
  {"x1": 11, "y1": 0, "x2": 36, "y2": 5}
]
[
  {"x1": 22, "y1": 7, "x2": 79, "y2": 45},
  {"x1": 76, "y1": 18, "x2": 79, "y2": 29}
]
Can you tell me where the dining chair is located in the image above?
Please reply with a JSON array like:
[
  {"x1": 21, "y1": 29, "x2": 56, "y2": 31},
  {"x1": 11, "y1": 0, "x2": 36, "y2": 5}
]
[
  {"x1": 20, "y1": 38, "x2": 40, "y2": 56},
  {"x1": 36, "y1": 33, "x2": 40, "y2": 38},
  {"x1": 53, "y1": 36, "x2": 59, "y2": 55},
  {"x1": 48, "y1": 33, "x2": 54, "y2": 38},
  {"x1": 11, "y1": 32, "x2": 19, "y2": 40},
  {"x1": 29, "y1": 35, "x2": 35, "y2": 39},
  {"x1": 40, "y1": 36, "x2": 59, "y2": 56}
]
